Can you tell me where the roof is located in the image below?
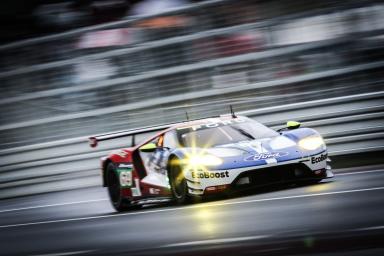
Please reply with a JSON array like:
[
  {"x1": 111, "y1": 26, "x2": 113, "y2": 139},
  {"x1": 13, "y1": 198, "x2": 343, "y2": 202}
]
[{"x1": 170, "y1": 114, "x2": 245, "y2": 130}]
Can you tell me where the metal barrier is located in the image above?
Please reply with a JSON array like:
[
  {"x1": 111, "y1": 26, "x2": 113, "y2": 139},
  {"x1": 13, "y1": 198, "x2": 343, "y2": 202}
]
[{"x1": 0, "y1": 0, "x2": 383, "y2": 149}]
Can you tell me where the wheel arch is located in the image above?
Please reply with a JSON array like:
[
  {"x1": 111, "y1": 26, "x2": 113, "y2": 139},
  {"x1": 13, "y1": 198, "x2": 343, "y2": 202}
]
[{"x1": 166, "y1": 154, "x2": 179, "y2": 176}]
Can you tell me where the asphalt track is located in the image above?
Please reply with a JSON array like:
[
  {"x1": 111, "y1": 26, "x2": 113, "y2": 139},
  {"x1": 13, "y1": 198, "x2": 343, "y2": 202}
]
[{"x1": 0, "y1": 165, "x2": 384, "y2": 256}]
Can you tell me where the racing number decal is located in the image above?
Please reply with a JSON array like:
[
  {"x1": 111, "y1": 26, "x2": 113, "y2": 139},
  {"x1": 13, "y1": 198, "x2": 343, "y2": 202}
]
[
  {"x1": 116, "y1": 165, "x2": 142, "y2": 196},
  {"x1": 116, "y1": 167, "x2": 133, "y2": 188}
]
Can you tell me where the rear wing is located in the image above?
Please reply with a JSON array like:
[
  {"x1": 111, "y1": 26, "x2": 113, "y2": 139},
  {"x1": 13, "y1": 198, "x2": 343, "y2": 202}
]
[
  {"x1": 88, "y1": 123, "x2": 172, "y2": 148},
  {"x1": 88, "y1": 113, "x2": 239, "y2": 147}
]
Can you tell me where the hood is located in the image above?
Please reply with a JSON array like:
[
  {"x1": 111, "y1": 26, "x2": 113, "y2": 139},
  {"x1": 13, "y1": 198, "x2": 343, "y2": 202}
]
[{"x1": 205, "y1": 135, "x2": 302, "y2": 170}]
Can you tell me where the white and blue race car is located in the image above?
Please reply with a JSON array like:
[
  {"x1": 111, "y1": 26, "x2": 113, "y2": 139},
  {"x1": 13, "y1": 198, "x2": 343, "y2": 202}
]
[{"x1": 90, "y1": 115, "x2": 333, "y2": 211}]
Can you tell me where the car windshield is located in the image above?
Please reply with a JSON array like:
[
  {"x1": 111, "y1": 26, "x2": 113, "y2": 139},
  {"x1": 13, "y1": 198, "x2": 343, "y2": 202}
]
[{"x1": 177, "y1": 118, "x2": 278, "y2": 148}]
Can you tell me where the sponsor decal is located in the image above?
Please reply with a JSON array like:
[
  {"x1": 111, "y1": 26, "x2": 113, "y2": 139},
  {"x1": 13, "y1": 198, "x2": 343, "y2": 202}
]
[
  {"x1": 311, "y1": 153, "x2": 327, "y2": 164},
  {"x1": 245, "y1": 152, "x2": 289, "y2": 161},
  {"x1": 149, "y1": 188, "x2": 161, "y2": 194},
  {"x1": 112, "y1": 150, "x2": 128, "y2": 158},
  {"x1": 192, "y1": 171, "x2": 229, "y2": 179},
  {"x1": 131, "y1": 178, "x2": 142, "y2": 196},
  {"x1": 178, "y1": 118, "x2": 246, "y2": 131},
  {"x1": 118, "y1": 163, "x2": 133, "y2": 168}
]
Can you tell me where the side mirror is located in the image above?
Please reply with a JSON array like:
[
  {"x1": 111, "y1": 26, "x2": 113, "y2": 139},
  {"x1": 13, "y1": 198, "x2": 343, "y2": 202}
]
[
  {"x1": 139, "y1": 142, "x2": 157, "y2": 152},
  {"x1": 287, "y1": 121, "x2": 301, "y2": 129}
]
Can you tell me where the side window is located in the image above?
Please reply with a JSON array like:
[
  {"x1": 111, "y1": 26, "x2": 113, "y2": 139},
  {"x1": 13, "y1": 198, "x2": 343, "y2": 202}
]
[
  {"x1": 135, "y1": 131, "x2": 160, "y2": 146},
  {"x1": 163, "y1": 131, "x2": 178, "y2": 149},
  {"x1": 157, "y1": 135, "x2": 164, "y2": 148}
]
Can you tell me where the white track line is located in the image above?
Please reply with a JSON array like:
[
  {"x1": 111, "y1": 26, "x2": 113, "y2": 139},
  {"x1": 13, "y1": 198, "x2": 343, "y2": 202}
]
[
  {"x1": 160, "y1": 235, "x2": 271, "y2": 248},
  {"x1": 162, "y1": 225, "x2": 384, "y2": 248},
  {"x1": 30, "y1": 250, "x2": 95, "y2": 256},
  {"x1": 0, "y1": 198, "x2": 108, "y2": 214},
  {"x1": 0, "y1": 169, "x2": 383, "y2": 214},
  {"x1": 0, "y1": 186, "x2": 383, "y2": 229},
  {"x1": 335, "y1": 169, "x2": 384, "y2": 176},
  {"x1": 352, "y1": 225, "x2": 384, "y2": 231}
]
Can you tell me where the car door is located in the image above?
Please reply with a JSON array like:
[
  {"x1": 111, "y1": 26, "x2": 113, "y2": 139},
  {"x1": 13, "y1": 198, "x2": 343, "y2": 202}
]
[
  {"x1": 145, "y1": 130, "x2": 178, "y2": 175},
  {"x1": 136, "y1": 131, "x2": 177, "y2": 190}
]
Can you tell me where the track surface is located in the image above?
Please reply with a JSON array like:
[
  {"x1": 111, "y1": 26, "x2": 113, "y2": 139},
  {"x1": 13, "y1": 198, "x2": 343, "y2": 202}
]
[{"x1": 0, "y1": 166, "x2": 384, "y2": 256}]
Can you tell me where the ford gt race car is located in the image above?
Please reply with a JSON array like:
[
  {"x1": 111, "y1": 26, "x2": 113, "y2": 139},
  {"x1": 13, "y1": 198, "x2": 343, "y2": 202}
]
[{"x1": 89, "y1": 115, "x2": 333, "y2": 211}]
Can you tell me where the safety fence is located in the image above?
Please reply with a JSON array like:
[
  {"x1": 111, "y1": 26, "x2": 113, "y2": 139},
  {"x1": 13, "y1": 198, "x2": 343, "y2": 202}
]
[{"x1": 0, "y1": 0, "x2": 383, "y2": 149}]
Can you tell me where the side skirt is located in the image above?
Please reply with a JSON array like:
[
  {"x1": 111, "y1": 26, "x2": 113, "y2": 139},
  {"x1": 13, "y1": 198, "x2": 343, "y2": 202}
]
[{"x1": 131, "y1": 196, "x2": 173, "y2": 205}]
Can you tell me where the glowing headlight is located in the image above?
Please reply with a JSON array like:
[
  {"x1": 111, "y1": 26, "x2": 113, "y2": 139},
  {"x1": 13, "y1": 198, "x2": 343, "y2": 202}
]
[
  {"x1": 188, "y1": 154, "x2": 223, "y2": 167},
  {"x1": 298, "y1": 136, "x2": 325, "y2": 150}
]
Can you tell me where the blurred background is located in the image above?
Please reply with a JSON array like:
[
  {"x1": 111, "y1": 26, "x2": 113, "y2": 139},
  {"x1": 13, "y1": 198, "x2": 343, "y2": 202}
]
[
  {"x1": 0, "y1": 0, "x2": 383, "y2": 149},
  {"x1": 0, "y1": 2, "x2": 384, "y2": 255}
]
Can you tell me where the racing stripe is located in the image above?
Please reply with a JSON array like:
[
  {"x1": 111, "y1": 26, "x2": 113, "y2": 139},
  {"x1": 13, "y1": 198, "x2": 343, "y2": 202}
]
[
  {"x1": 252, "y1": 141, "x2": 269, "y2": 165},
  {"x1": 261, "y1": 139, "x2": 278, "y2": 165}
]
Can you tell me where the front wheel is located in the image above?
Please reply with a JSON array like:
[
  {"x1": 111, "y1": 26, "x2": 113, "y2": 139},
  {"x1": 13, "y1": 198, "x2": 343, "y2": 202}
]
[
  {"x1": 107, "y1": 162, "x2": 135, "y2": 212},
  {"x1": 169, "y1": 160, "x2": 190, "y2": 204}
]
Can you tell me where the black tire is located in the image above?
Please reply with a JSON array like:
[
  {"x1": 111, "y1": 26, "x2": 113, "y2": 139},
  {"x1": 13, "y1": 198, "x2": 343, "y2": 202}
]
[
  {"x1": 169, "y1": 159, "x2": 190, "y2": 204},
  {"x1": 106, "y1": 162, "x2": 134, "y2": 212}
]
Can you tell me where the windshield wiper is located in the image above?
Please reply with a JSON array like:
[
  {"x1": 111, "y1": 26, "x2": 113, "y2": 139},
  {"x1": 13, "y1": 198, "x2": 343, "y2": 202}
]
[{"x1": 232, "y1": 127, "x2": 255, "y2": 140}]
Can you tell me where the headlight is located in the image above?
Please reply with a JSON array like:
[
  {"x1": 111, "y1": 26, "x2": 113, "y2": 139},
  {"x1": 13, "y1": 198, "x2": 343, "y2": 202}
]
[
  {"x1": 298, "y1": 136, "x2": 325, "y2": 150},
  {"x1": 188, "y1": 154, "x2": 223, "y2": 167}
]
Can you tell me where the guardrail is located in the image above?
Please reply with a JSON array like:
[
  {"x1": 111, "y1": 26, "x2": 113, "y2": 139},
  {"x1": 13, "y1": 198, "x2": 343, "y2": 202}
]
[
  {"x1": 2, "y1": 60, "x2": 382, "y2": 132},
  {"x1": 1, "y1": 0, "x2": 383, "y2": 150},
  {"x1": 0, "y1": 91, "x2": 383, "y2": 199}
]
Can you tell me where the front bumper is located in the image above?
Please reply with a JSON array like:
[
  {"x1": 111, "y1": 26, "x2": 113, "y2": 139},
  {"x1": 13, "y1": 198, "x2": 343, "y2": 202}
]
[
  {"x1": 186, "y1": 162, "x2": 333, "y2": 196},
  {"x1": 231, "y1": 163, "x2": 331, "y2": 190}
]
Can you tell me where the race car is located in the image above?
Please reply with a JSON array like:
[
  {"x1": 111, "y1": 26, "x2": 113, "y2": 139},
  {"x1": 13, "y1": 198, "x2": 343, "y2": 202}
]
[{"x1": 89, "y1": 114, "x2": 333, "y2": 211}]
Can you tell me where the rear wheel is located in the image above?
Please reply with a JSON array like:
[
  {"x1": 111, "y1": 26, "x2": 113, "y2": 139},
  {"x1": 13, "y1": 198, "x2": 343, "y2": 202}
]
[
  {"x1": 169, "y1": 160, "x2": 190, "y2": 204},
  {"x1": 107, "y1": 162, "x2": 134, "y2": 212}
]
